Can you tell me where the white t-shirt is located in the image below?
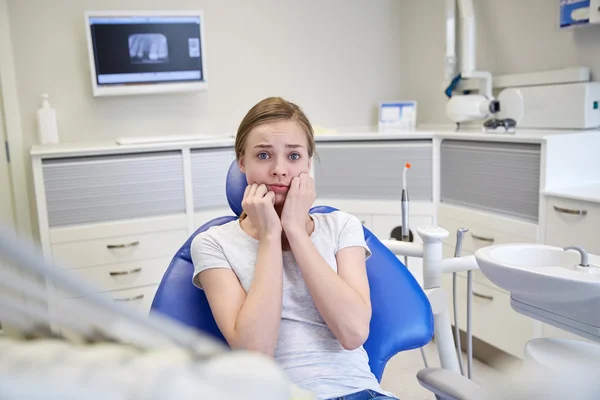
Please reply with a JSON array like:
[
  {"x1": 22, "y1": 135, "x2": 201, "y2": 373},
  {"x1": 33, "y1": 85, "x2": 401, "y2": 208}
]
[{"x1": 190, "y1": 210, "x2": 391, "y2": 399}]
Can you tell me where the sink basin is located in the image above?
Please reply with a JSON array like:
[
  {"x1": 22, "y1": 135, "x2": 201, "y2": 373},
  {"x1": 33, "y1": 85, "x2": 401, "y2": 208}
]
[
  {"x1": 475, "y1": 243, "x2": 600, "y2": 301},
  {"x1": 475, "y1": 243, "x2": 600, "y2": 342}
]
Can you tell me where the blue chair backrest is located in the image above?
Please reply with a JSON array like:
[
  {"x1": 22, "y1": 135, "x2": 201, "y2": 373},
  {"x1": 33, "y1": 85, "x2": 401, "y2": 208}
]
[{"x1": 151, "y1": 161, "x2": 434, "y2": 381}]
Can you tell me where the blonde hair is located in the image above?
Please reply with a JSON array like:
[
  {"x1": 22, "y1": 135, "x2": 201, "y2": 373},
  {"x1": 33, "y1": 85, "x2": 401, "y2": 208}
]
[{"x1": 235, "y1": 97, "x2": 316, "y2": 220}]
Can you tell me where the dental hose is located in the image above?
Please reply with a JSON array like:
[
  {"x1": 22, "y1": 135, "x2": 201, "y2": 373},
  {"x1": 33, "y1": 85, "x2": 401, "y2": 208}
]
[
  {"x1": 467, "y1": 270, "x2": 473, "y2": 379},
  {"x1": 452, "y1": 273, "x2": 464, "y2": 375},
  {"x1": 453, "y1": 228, "x2": 473, "y2": 379}
]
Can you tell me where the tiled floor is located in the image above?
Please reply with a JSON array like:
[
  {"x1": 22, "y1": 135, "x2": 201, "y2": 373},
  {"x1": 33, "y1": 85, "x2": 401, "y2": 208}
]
[{"x1": 379, "y1": 340, "x2": 514, "y2": 399}]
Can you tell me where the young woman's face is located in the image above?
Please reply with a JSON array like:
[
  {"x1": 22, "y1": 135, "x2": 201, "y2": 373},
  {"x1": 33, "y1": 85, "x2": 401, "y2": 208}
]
[{"x1": 239, "y1": 119, "x2": 312, "y2": 206}]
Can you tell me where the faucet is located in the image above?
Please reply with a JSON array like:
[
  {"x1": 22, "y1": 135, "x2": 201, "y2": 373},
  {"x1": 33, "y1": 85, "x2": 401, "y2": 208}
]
[{"x1": 564, "y1": 245, "x2": 589, "y2": 267}]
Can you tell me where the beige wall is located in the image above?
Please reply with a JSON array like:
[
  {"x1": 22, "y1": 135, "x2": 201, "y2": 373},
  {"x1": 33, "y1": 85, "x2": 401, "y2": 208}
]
[
  {"x1": 5, "y1": 0, "x2": 403, "y2": 236},
  {"x1": 8, "y1": 0, "x2": 403, "y2": 145},
  {"x1": 399, "y1": 0, "x2": 600, "y2": 124}
]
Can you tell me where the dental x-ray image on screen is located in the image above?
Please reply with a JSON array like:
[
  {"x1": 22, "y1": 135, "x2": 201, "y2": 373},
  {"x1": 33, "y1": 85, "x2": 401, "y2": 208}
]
[
  {"x1": 86, "y1": 12, "x2": 207, "y2": 96},
  {"x1": 128, "y1": 33, "x2": 169, "y2": 64}
]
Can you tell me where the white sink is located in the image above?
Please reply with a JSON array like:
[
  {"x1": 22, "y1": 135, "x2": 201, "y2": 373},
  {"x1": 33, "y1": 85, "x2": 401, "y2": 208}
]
[
  {"x1": 474, "y1": 243, "x2": 600, "y2": 342},
  {"x1": 475, "y1": 243, "x2": 600, "y2": 300}
]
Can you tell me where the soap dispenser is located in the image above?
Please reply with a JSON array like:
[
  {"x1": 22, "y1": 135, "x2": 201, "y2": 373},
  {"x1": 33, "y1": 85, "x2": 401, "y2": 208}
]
[{"x1": 36, "y1": 93, "x2": 59, "y2": 144}]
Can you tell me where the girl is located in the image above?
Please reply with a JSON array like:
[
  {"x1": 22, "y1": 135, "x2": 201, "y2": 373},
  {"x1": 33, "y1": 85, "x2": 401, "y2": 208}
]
[{"x1": 191, "y1": 97, "x2": 399, "y2": 400}]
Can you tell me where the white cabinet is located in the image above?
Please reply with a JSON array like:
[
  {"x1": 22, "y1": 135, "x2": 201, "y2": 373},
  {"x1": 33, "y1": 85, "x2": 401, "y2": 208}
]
[
  {"x1": 436, "y1": 138, "x2": 543, "y2": 358},
  {"x1": 44, "y1": 214, "x2": 188, "y2": 316},
  {"x1": 313, "y1": 140, "x2": 434, "y2": 202},
  {"x1": 541, "y1": 194, "x2": 600, "y2": 342},
  {"x1": 544, "y1": 195, "x2": 600, "y2": 255},
  {"x1": 438, "y1": 203, "x2": 538, "y2": 292},
  {"x1": 32, "y1": 147, "x2": 234, "y2": 318},
  {"x1": 437, "y1": 203, "x2": 538, "y2": 358},
  {"x1": 441, "y1": 272, "x2": 535, "y2": 359}
]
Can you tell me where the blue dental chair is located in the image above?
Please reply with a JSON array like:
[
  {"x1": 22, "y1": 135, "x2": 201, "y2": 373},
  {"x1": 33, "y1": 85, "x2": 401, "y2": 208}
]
[{"x1": 150, "y1": 160, "x2": 434, "y2": 383}]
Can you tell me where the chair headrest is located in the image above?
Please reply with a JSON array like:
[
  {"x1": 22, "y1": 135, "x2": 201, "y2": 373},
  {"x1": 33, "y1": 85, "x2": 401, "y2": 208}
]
[{"x1": 226, "y1": 160, "x2": 248, "y2": 217}]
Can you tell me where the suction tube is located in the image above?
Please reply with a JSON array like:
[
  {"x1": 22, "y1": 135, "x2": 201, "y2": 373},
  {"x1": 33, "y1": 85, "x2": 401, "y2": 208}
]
[{"x1": 452, "y1": 228, "x2": 468, "y2": 376}]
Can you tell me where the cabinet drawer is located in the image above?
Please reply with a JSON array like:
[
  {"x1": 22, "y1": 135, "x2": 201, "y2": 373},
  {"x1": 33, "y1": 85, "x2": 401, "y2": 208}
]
[
  {"x1": 42, "y1": 152, "x2": 186, "y2": 227},
  {"x1": 108, "y1": 285, "x2": 158, "y2": 314},
  {"x1": 544, "y1": 196, "x2": 600, "y2": 255},
  {"x1": 442, "y1": 273, "x2": 533, "y2": 359},
  {"x1": 51, "y1": 229, "x2": 187, "y2": 269},
  {"x1": 63, "y1": 257, "x2": 170, "y2": 293},
  {"x1": 438, "y1": 204, "x2": 537, "y2": 253},
  {"x1": 440, "y1": 140, "x2": 541, "y2": 222},
  {"x1": 49, "y1": 214, "x2": 188, "y2": 244},
  {"x1": 313, "y1": 141, "x2": 433, "y2": 201},
  {"x1": 190, "y1": 148, "x2": 236, "y2": 211},
  {"x1": 59, "y1": 285, "x2": 158, "y2": 317}
]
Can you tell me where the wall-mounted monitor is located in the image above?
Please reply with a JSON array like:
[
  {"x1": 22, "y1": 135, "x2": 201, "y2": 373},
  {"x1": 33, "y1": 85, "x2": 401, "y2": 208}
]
[{"x1": 84, "y1": 10, "x2": 207, "y2": 97}]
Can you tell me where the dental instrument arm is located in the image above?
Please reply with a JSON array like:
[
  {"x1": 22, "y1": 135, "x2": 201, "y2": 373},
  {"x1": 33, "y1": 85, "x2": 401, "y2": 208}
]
[{"x1": 379, "y1": 240, "x2": 424, "y2": 257}]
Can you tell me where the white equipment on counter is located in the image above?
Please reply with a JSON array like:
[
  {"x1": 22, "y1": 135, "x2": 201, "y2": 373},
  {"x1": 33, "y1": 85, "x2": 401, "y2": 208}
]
[{"x1": 497, "y1": 82, "x2": 600, "y2": 130}]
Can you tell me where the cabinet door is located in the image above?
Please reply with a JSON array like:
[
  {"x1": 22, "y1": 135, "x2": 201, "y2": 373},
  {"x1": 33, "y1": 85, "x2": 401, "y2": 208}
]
[
  {"x1": 442, "y1": 272, "x2": 534, "y2": 359},
  {"x1": 313, "y1": 141, "x2": 433, "y2": 201},
  {"x1": 42, "y1": 151, "x2": 186, "y2": 227},
  {"x1": 440, "y1": 140, "x2": 541, "y2": 222},
  {"x1": 544, "y1": 196, "x2": 600, "y2": 255},
  {"x1": 190, "y1": 147, "x2": 236, "y2": 211}
]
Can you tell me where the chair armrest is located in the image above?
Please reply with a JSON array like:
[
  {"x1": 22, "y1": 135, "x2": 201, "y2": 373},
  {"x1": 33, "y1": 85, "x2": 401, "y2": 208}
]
[{"x1": 416, "y1": 367, "x2": 489, "y2": 400}]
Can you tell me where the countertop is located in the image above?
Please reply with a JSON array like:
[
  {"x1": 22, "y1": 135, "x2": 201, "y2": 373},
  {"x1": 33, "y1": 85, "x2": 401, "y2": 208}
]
[
  {"x1": 544, "y1": 183, "x2": 600, "y2": 204},
  {"x1": 30, "y1": 124, "x2": 598, "y2": 158}
]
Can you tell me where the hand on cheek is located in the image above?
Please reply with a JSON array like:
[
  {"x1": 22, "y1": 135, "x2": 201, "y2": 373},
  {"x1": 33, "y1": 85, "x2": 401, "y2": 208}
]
[{"x1": 281, "y1": 173, "x2": 315, "y2": 234}]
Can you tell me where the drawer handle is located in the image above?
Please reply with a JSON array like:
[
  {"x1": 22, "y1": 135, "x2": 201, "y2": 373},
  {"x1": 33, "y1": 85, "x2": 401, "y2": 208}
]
[
  {"x1": 471, "y1": 233, "x2": 495, "y2": 243},
  {"x1": 473, "y1": 291, "x2": 494, "y2": 301},
  {"x1": 114, "y1": 294, "x2": 144, "y2": 302},
  {"x1": 107, "y1": 241, "x2": 140, "y2": 249},
  {"x1": 109, "y1": 267, "x2": 142, "y2": 277},
  {"x1": 553, "y1": 205, "x2": 587, "y2": 216}
]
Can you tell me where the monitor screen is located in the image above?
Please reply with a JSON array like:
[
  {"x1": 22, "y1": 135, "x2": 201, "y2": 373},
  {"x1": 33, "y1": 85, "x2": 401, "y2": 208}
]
[{"x1": 86, "y1": 12, "x2": 206, "y2": 95}]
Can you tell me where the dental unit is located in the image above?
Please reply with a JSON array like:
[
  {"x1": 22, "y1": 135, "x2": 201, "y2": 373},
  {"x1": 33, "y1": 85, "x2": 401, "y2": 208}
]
[{"x1": 444, "y1": 0, "x2": 600, "y2": 132}]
